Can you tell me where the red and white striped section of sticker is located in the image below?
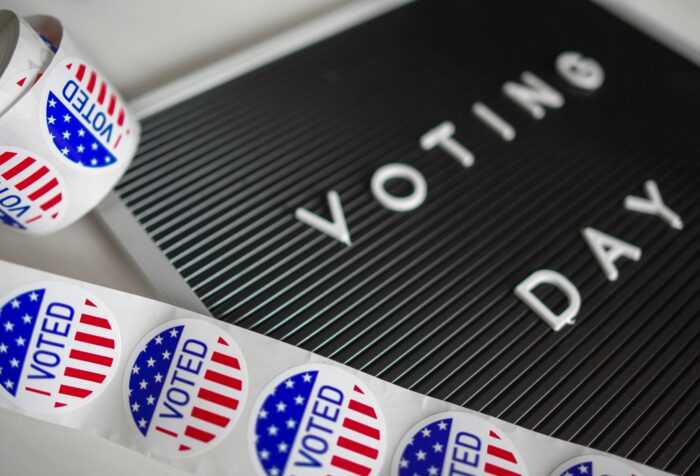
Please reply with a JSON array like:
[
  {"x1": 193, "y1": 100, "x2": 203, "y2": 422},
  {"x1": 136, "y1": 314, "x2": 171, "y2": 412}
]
[
  {"x1": 53, "y1": 298, "x2": 117, "y2": 407},
  {"x1": 0, "y1": 282, "x2": 120, "y2": 414},
  {"x1": 483, "y1": 428, "x2": 525, "y2": 476},
  {"x1": 123, "y1": 318, "x2": 248, "y2": 458},
  {"x1": 331, "y1": 383, "x2": 383, "y2": 475},
  {"x1": 392, "y1": 411, "x2": 529, "y2": 476},
  {"x1": 249, "y1": 363, "x2": 387, "y2": 476},
  {"x1": 0, "y1": 147, "x2": 66, "y2": 233}
]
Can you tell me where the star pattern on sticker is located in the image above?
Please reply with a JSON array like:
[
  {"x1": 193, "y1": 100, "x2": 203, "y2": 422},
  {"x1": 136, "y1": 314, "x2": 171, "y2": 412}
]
[
  {"x1": 45, "y1": 91, "x2": 118, "y2": 168},
  {"x1": 400, "y1": 418, "x2": 453, "y2": 475},
  {"x1": 0, "y1": 290, "x2": 48, "y2": 398},
  {"x1": 127, "y1": 325, "x2": 184, "y2": 437},
  {"x1": 256, "y1": 371, "x2": 319, "y2": 476}
]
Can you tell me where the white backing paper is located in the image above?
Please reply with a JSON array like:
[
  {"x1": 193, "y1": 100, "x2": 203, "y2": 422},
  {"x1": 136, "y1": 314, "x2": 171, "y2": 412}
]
[{"x1": 0, "y1": 259, "x2": 670, "y2": 476}]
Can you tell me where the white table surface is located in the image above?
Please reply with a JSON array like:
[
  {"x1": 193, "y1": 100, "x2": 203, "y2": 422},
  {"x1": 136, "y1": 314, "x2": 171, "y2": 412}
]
[{"x1": 0, "y1": 0, "x2": 698, "y2": 474}]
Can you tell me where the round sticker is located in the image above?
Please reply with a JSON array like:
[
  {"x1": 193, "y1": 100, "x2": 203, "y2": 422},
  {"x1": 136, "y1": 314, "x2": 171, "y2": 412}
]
[
  {"x1": 549, "y1": 455, "x2": 643, "y2": 476},
  {"x1": 123, "y1": 318, "x2": 248, "y2": 458},
  {"x1": 40, "y1": 58, "x2": 135, "y2": 171},
  {"x1": 249, "y1": 363, "x2": 387, "y2": 476},
  {"x1": 392, "y1": 411, "x2": 528, "y2": 476},
  {"x1": 0, "y1": 282, "x2": 120, "y2": 413},
  {"x1": 0, "y1": 146, "x2": 67, "y2": 233}
]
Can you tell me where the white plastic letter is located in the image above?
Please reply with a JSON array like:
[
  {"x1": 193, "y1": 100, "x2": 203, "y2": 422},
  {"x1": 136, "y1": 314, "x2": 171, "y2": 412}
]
[
  {"x1": 503, "y1": 72, "x2": 564, "y2": 119},
  {"x1": 295, "y1": 190, "x2": 351, "y2": 246},
  {"x1": 624, "y1": 180, "x2": 683, "y2": 230},
  {"x1": 582, "y1": 227, "x2": 641, "y2": 281},
  {"x1": 556, "y1": 51, "x2": 605, "y2": 91},
  {"x1": 472, "y1": 102, "x2": 516, "y2": 141},
  {"x1": 515, "y1": 269, "x2": 581, "y2": 332},
  {"x1": 371, "y1": 163, "x2": 427, "y2": 212},
  {"x1": 420, "y1": 121, "x2": 474, "y2": 167}
]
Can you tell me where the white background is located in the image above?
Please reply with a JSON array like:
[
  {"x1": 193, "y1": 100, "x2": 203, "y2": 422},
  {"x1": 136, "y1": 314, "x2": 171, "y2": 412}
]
[{"x1": 0, "y1": 0, "x2": 698, "y2": 474}]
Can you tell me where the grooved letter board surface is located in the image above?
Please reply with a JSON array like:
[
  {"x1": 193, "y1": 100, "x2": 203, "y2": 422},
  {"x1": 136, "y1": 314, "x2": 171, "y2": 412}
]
[{"x1": 111, "y1": 1, "x2": 700, "y2": 473}]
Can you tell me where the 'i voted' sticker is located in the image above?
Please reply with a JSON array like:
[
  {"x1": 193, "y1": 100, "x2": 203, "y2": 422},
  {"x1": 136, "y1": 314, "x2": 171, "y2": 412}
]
[
  {"x1": 549, "y1": 455, "x2": 643, "y2": 476},
  {"x1": 250, "y1": 363, "x2": 387, "y2": 476},
  {"x1": 123, "y1": 318, "x2": 248, "y2": 458},
  {"x1": 0, "y1": 147, "x2": 66, "y2": 233},
  {"x1": 393, "y1": 411, "x2": 528, "y2": 476},
  {"x1": 0, "y1": 282, "x2": 120, "y2": 413},
  {"x1": 40, "y1": 58, "x2": 135, "y2": 171}
]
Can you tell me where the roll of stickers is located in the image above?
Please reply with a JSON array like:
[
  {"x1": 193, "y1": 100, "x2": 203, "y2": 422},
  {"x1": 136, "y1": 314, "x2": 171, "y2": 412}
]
[
  {"x1": 0, "y1": 259, "x2": 667, "y2": 476},
  {"x1": 0, "y1": 10, "x2": 53, "y2": 115},
  {"x1": 0, "y1": 11, "x2": 139, "y2": 234}
]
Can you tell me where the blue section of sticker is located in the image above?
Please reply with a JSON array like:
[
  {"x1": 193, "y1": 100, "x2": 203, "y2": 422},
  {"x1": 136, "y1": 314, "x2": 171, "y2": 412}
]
[
  {"x1": 255, "y1": 370, "x2": 318, "y2": 475},
  {"x1": 398, "y1": 418, "x2": 452, "y2": 476},
  {"x1": 0, "y1": 208, "x2": 26, "y2": 230},
  {"x1": 127, "y1": 325, "x2": 183, "y2": 436},
  {"x1": 558, "y1": 461, "x2": 593, "y2": 476},
  {"x1": 45, "y1": 91, "x2": 117, "y2": 169},
  {"x1": 0, "y1": 289, "x2": 44, "y2": 396}
]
